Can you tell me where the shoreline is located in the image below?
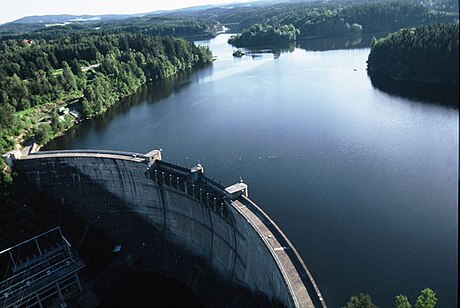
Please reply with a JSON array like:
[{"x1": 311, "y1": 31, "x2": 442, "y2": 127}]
[
  {"x1": 1, "y1": 62, "x2": 213, "y2": 181},
  {"x1": 368, "y1": 71, "x2": 459, "y2": 107}
]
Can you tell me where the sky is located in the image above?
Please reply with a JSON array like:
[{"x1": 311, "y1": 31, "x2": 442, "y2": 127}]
[{"x1": 0, "y1": 0, "x2": 254, "y2": 24}]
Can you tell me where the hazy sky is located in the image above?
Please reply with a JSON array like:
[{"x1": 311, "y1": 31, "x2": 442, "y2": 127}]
[{"x1": 0, "y1": 0, "x2": 253, "y2": 24}]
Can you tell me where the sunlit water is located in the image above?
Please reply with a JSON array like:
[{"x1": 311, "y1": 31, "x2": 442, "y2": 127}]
[{"x1": 46, "y1": 34, "x2": 458, "y2": 307}]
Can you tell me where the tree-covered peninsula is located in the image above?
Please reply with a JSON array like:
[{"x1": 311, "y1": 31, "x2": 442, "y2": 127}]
[
  {"x1": 221, "y1": 0, "x2": 458, "y2": 42},
  {"x1": 228, "y1": 23, "x2": 299, "y2": 47},
  {"x1": 225, "y1": 1, "x2": 458, "y2": 48},
  {"x1": 0, "y1": 33, "x2": 212, "y2": 157},
  {"x1": 367, "y1": 23, "x2": 459, "y2": 85}
]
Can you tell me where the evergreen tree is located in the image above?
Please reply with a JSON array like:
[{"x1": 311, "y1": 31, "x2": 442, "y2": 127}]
[
  {"x1": 61, "y1": 61, "x2": 77, "y2": 91},
  {"x1": 0, "y1": 103, "x2": 15, "y2": 130},
  {"x1": 70, "y1": 59, "x2": 82, "y2": 77},
  {"x1": 344, "y1": 293, "x2": 378, "y2": 308},
  {"x1": 395, "y1": 295, "x2": 412, "y2": 308},
  {"x1": 415, "y1": 289, "x2": 437, "y2": 308}
]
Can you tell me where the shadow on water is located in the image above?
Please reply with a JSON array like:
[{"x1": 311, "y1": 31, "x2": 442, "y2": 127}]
[
  {"x1": 298, "y1": 35, "x2": 366, "y2": 51},
  {"x1": 297, "y1": 32, "x2": 389, "y2": 51},
  {"x1": 239, "y1": 32, "x2": 391, "y2": 57},
  {"x1": 241, "y1": 43, "x2": 295, "y2": 59},
  {"x1": 43, "y1": 68, "x2": 210, "y2": 150},
  {"x1": 368, "y1": 72, "x2": 459, "y2": 108},
  {"x1": 272, "y1": 44, "x2": 295, "y2": 59},
  {"x1": 231, "y1": 32, "x2": 391, "y2": 58}
]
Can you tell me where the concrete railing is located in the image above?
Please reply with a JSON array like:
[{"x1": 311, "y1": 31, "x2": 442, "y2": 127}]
[
  {"x1": 232, "y1": 200, "x2": 301, "y2": 307},
  {"x1": 242, "y1": 196, "x2": 326, "y2": 308}
]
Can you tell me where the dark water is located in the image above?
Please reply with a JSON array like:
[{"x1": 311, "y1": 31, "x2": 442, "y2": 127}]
[
  {"x1": 46, "y1": 34, "x2": 458, "y2": 307},
  {"x1": 368, "y1": 73, "x2": 459, "y2": 107},
  {"x1": 101, "y1": 271, "x2": 202, "y2": 307}
]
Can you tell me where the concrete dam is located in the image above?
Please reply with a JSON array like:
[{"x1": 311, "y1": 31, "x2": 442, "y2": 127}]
[{"x1": 11, "y1": 149, "x2": 326, "y2": 307}]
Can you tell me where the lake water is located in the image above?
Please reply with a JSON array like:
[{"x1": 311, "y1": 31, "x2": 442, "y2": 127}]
[{"x1": 46, "y1": 34, "x2": 458, "y2": 307}]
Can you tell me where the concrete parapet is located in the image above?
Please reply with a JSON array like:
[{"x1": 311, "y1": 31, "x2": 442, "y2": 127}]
[
  {"x1": 145, "y1": 149, "x2": 162, "y2": 164},
  {"x1": 225, "y1": 182, "x2": 249, "y2": 200},
  {"x1": 2, "y1": 150, "x2": 22, "y2": 168}
]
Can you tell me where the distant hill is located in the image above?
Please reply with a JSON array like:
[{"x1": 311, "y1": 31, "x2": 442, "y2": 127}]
[
  {"x1": 11, "y1": 14, "x2": 142, "y2": 24},
  {"x1": 7, "y1": 2, "x2": 253, "y2": 25}
]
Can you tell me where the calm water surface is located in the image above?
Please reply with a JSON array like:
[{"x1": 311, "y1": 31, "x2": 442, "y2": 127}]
[{"x1": 46, "y1": 34, "x2": 458, "y2": 307}]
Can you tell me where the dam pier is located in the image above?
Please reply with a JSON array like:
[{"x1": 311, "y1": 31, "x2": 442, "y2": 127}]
[{"x1": 7, "y1": 149, "x2": 326, "y2": 307}]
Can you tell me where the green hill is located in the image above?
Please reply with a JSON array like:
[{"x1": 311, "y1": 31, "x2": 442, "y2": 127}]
[{"x1": 367, "y1": 23, "x2": 459, "y2": 84}]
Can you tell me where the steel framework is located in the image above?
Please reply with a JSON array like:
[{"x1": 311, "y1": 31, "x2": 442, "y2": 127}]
[{"x1": 0, "y1": 227, "x2": 85, "y2": 307}]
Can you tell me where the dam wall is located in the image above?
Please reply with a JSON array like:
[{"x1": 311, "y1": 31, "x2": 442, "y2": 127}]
[{"x1": 13, "y1": 150, "x2": 325, "y2": 307}]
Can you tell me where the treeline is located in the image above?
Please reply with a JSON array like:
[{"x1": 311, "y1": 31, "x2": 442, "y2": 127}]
[
  {"x1": 0, "y1": 16, "x2": 220, "y2": 42},
  {"x1": 219, "y1": 0, "x2": 458, "y2": 41},
  {"x1": 228, "y1": 24, "x2": 299, "y2": 47},
  {"x1": 2, "y1": 0, "x2": 457, "y2": 44},
  {"x1": 101, "y1": 17, "x2": 219, "y2": 39},
  {"x1": 0, "y1": 32, "x2": 212, "y2": 153},
  {"x1": 217, "y1": 2, "x2": 364, "y2": 37},
  {"x1": 345, "y1": 288, "x2": 438, "y2": 308},
  {"x1": 338, "y1": 1, "x2": 457, "y2": 34},
  {"x1": 367, "y1": 23, "x2": 459, "y2": 85}
]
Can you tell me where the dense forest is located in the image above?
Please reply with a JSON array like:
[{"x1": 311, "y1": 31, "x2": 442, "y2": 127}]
[
  {"x1": 2, "y1": 1, "x2": 457, "y2": 44},
  {"x1": 228, "y1": 23, "x2": 299, "y2": 47},
  {"x1": 0, "y1": 32, "x2": 212, "y2": 158},
  {"x1": 218, "y1": 0, "x2": 458, "y2": 39},
  {"x1": 221, "y1": 0, "x2": 458, "y2": 47},
  {"x1": 0, "y1": 16, "x2": 220, "y2": 41},
  {"x1": 367, "y1": 23, "x2": 459, "y2": 84}
]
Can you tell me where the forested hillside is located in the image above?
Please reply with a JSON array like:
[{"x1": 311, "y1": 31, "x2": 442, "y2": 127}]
[
  {"x1": 222, "y1": 0, "x2": 458, "y2": 47},
  {"x1": 0, "y1": 33, "x2": 212, "y2": 155},
  {"x1": 367, "y1": 23, "x2": 459, "y2": 84},
  {"x1": 4, "y1": 1, "x2": 457, "y2": 45},
  {"x1": 221, "y1": 0, "x2": 458, "y2": 39},
  {"x1": 0, "y1": 17, "x2": 220, "y2": 41}
]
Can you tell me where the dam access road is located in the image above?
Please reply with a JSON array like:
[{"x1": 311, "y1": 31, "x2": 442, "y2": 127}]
[{"x1": 8, "y1": 148, "x2": 326, "y2": 307}]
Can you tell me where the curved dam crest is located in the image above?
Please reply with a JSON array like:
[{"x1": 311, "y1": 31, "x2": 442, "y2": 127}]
[{"x1": 10, "y1": 149, "x2": 325, "y2": 307}]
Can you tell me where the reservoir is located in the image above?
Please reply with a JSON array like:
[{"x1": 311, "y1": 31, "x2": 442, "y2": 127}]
[{"x1": 45, "y1": 34, "x2": 458, "y2": 307}]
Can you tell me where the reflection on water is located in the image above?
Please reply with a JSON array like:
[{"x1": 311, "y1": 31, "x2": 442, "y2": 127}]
[
  {"x1": 236, "y1": 33, "x2": 389, "y2": 58},
  {"x1": 298, "y1": 35, "x2": 366, "y2": 51},
  {"x1": 238, "y1": 43, "x2": 296, "y2": 59},
  {"x1": 297, "y1": 33, "x2": 389, "y2": 51},
  {"x1": 44, "y1": 34, "x2": 458, "y2": 308},
  {"x1": 44, "y1": 70, "x2": 199, "y2": 150},
  {"x1": 369, "y1": 72, "x2": 459, "y2": 107}
]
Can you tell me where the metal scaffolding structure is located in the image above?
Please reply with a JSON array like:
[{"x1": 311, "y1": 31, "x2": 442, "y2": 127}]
[{"x1": 0, "y1": 227, "x2": 85, "y2": 308}]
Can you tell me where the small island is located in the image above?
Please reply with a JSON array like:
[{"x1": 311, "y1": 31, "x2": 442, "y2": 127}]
[
  {"x1": 367, "y1": 23, "x2": 459, "y2": 85},
  {"x1": 228, "y1": 23, "x2": 299, "y2": 47},
  {"x1": 232, "y1": 50, "x2": 245, "y2": 57}
]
